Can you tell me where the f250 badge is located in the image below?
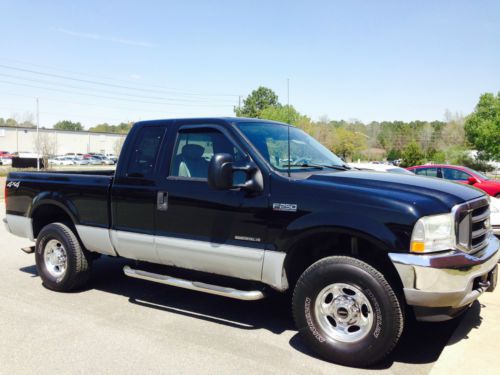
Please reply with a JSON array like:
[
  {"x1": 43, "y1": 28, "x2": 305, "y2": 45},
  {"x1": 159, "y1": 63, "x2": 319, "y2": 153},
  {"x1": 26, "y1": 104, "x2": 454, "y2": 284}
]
[
  {"x1": 7, "y1": 181, "x2": 20, "y2": 189},
  {"x1": 273, "y1": 203, "x2": 298, "y2": 212}
]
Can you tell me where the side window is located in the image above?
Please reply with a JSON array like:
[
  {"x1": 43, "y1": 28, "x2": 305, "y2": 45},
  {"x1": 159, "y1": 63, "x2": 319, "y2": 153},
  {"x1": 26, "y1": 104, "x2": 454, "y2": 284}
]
[
  {"x1": 443, "y1": 168, "x2": 470, "y2": 181},
  {"x1": 415, "y1": 168, "x2": 438, "y2": 177},
  {"x1": 126, "y1": 127, "x2": 165, "y2": 178},
  {"x1": 170, "y1": 127, "x2": 245, "y2": 180}
]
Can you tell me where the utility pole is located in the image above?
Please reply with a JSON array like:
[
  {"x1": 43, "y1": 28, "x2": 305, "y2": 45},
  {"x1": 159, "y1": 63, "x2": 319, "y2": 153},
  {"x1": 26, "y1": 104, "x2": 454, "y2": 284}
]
[
  {"x1": 238, "y1": 95, "x2": 241, "y2": 112},
  {"x1": 36, "y1": 97, "x2": 40, "y2": 171}
]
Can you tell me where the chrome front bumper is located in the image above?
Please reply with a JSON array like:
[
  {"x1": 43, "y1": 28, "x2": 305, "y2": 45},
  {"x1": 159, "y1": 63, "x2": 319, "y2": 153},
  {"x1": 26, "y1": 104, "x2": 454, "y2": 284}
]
[{"x1": 389, "y1": 235, "x2": 499, "y2": 311}]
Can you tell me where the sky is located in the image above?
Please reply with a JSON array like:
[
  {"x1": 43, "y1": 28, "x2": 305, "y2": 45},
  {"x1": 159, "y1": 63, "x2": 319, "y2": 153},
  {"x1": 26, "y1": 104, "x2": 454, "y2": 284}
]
[{"x1": 0, "y1": 0, "x2": 499, "y2": 128}]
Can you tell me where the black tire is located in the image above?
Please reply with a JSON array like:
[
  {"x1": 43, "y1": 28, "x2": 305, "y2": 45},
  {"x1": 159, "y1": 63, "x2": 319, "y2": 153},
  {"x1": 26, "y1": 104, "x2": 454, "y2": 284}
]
[
  {"x1": 35, "y1": 222, "x2": 92, "y2": 292},
  {"x1": 292, "y1": 256, "x2": 403, "y2": 367}
]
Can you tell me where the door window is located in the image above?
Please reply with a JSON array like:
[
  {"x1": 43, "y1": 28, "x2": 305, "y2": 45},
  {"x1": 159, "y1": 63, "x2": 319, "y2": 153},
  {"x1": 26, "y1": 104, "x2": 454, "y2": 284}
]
[
  {"x1": 415, "y1": 167, "x2": 438, "y2": 177},
  {"x1": 443, "y1": 168, "x2": 471, "y2": 181},
  {"x1": 170, "y1": 127, "x2": 245, "y2": 180}
]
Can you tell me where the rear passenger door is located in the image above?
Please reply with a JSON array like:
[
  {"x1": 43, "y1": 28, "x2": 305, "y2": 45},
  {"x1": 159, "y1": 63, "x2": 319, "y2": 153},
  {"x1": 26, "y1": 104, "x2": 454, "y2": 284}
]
[
  {"x1": 111, "y1": 125, "x2": 167, "y2": 263},
  {"x1": 414, "y1": 167, "x2": 441, "y2": 178}
]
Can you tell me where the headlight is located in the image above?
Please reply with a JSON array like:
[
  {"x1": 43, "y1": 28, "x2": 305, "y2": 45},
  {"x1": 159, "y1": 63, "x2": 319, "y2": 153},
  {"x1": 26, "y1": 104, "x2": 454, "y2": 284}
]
[{"x1": 410, "y1": 213, "x2": 455, "y2": 253}]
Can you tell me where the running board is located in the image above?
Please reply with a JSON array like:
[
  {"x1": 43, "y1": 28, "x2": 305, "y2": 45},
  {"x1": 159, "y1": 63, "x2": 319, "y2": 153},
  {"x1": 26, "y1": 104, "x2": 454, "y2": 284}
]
[{"x1": 123, "y1": 266, "x2": 265, "y2": 301}]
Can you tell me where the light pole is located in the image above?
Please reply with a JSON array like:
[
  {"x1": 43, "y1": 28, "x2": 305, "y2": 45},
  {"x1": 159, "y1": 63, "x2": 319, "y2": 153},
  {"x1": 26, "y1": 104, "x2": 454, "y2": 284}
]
[{"x1": 36, "y1": 97, "x2": 40, "y2": 171}]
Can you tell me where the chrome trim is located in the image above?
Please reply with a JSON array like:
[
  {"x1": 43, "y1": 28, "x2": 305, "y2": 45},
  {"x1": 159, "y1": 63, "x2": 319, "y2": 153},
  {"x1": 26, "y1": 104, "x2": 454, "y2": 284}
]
[
  {"x1": 75, "y1": 225, "x2": 117, "y2": 256},
  {"x1": 4, "y1": 214, "x2": 34, "y2": 241},
  {"x1": 110, "y1": 230, "x2": 287, "y2": 290},
  {"x1": 155, "y1": 235, "x2": 264, "y2": 284},
  {"x1": 262, "y1": 251, "x2": 288, "y2": 291},
  {"x1": 123, "y1": 266, "x2": 265, "y2": 301},
  {"x1": 390, "y1": 235, "x2": 500, "y2": 310},
  {"x1": 110, "y1": 230, "x2": 157, "y2": 263},
  {"x1": 452, "y1": 196, "x2": 490, "y2": 253}
]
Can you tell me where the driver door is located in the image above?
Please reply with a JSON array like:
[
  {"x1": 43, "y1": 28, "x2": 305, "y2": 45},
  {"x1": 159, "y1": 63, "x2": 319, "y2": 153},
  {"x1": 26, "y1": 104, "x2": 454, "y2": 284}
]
[{"x1": 154, "y1": 122, "x2": 269, "y2": 281}]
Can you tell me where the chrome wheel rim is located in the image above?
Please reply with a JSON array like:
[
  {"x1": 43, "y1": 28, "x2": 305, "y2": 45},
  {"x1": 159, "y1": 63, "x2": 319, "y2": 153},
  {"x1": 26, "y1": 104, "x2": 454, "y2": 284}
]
[
  {"x1": 314, "y1": 283, "x2": 374, "y2": 343},
  {"x1": 43, "y1": 239, "x2": 67, "y2": 278}
]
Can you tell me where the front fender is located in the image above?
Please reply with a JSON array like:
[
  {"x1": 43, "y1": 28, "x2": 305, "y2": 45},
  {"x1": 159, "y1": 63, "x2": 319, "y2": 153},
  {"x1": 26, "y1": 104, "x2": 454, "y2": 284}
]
[{"x1": 277, "y1": 210, "x2": 412, "y2": 254}]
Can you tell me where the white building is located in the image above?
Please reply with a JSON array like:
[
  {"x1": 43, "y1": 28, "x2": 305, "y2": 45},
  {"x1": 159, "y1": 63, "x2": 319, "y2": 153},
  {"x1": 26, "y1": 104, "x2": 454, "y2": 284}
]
[{"x1": 0, "y1": 126, "x2": 126, "y2": 156}]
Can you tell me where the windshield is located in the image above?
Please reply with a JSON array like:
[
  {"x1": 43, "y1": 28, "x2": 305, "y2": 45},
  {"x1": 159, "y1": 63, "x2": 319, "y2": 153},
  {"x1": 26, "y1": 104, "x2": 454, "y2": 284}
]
[
  {"x1": 464, "y1": 167, "x2": 490, "y2": 180},
  {"x1": 236, "y1": 121, "x2": 345, "y2": 172}
]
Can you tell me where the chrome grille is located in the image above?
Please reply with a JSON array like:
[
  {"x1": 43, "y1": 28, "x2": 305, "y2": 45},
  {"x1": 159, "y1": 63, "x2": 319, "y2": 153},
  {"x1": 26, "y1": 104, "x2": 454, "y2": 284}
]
[{"x1": 453, "y1": 197, "x2": 491, "y2": 254}]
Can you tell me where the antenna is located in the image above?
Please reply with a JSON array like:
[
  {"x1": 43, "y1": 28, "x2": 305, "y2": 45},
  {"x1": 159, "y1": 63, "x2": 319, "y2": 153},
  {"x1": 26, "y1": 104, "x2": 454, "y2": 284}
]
[{"x1": 287, "y1": 78, "x2": 291, "y2": 177}]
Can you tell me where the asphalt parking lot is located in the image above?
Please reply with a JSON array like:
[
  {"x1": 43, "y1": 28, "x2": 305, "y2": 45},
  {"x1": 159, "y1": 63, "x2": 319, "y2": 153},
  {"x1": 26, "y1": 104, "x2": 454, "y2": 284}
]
[{"x1": 1, "y1": 192, "x2": 499, "y2": 374}]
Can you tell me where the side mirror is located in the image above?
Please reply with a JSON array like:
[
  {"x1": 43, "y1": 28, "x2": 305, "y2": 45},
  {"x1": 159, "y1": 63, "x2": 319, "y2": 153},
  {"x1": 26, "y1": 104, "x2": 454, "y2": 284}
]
[
  {"x1": 467, "y1": 176, "x2": 477, "y2": 185},
  {"x1": 208, "y1": 153, "x2": 234, "y2": 190},
  {"x1": 208, "y1": 153, "x2": 263, "y2": 192}
]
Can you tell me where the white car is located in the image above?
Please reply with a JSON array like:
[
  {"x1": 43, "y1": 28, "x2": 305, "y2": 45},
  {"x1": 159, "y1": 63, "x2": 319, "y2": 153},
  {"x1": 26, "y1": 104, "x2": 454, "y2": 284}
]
[
  {"x1": 50, "y1": 156, "x2": 76, "y2": 166},
  {"x1": 72, "y1": 157, "x2": 90, "y2": 165},
  {"x1": 349, "y1": 162, "x2": 414, "y2": 175},
  {"x1": 91, "y1": 155, "x2": 115, "y2": 165},
  {"x1": 0, "y1": 157, "x2": 12, "y2": 165},
  {"x1": 490, "y1": 197, "x2": 500, "y2": 238}
]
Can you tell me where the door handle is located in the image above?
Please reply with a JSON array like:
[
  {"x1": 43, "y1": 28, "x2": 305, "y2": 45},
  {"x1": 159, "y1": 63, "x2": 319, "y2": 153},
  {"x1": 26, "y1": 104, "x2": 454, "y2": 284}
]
[{"x1": 157, "y1": 191, "x2": 168, "y2": 211}]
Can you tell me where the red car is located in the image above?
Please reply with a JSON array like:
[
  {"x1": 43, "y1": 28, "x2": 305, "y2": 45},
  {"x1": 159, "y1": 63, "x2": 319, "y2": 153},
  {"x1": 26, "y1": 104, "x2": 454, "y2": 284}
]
[{"x1": 407, "y1": 164, "x2": 500, "y2": 197}]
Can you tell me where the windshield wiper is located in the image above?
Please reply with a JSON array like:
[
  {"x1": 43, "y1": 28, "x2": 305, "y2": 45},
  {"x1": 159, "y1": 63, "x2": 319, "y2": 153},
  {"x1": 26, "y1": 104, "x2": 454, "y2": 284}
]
[{"x1": 284, "y1": 163, "x2": 351, "y2": 171}]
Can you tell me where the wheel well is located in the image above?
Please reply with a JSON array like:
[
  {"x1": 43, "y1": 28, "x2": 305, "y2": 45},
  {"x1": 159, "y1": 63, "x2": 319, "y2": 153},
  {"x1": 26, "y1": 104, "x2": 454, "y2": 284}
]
[
  {"x1": 284, "y1": 231, "x2": 404, "y2": 295},
  {"x1": 32, "y1": 205, "x2": 75, "y2": 238}
]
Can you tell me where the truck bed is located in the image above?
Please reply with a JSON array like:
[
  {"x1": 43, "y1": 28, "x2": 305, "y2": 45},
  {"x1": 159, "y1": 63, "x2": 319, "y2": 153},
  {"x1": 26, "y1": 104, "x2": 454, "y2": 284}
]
[{"x1": 6, "y1": 170, "x2": 114, "y2": 228}]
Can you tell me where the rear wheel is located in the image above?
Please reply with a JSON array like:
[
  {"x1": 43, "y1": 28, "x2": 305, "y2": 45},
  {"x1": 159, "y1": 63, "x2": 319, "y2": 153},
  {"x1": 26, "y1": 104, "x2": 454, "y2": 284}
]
[
  {"x1": 292, "y1": 256, "x2": 404, "y2": 367},
  {"x1": 35, "y1": 222, "x2": 92, "y2": 292}
]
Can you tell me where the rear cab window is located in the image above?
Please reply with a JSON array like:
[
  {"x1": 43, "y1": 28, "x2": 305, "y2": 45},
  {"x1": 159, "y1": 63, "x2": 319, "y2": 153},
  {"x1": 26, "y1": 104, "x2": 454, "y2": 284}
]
[{"x1": 126, "y1": 126, "x2": 165, "y2": 178}]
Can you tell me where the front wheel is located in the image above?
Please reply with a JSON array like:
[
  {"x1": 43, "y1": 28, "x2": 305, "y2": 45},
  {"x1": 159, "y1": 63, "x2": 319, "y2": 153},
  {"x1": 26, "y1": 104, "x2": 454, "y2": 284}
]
[
  {"x1": 292, "y1": 256, "x2": 404, "y2": 367},
  {"x1": 35, "y1": 222, "x2": 92, "y2": 292}
]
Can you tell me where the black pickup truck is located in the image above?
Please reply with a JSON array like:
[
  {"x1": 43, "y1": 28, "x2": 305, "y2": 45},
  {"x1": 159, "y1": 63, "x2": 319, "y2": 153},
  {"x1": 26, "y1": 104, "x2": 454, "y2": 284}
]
[{"x1": 4, "y1": 118, "x2": 499, "y2": 366}]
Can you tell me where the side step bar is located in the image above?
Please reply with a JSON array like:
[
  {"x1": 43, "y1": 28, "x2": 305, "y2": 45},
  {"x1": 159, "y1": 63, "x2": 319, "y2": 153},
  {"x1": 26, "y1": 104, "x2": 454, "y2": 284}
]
[{"x1": 123, "y1": 266, "x2": 265, "y2": 301}]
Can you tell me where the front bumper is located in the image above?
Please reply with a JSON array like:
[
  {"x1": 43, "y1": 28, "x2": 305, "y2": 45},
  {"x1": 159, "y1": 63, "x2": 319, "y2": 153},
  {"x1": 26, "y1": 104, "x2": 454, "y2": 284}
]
[{"x1": 389, "y1": 235, "x2": 499, "y2": 319}]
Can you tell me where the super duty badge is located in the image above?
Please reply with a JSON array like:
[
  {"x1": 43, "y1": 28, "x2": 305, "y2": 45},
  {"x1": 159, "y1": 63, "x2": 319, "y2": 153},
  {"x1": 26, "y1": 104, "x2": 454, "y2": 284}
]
[{"x1": 273, "y1": 203, "x2": 298, "y2": 212}]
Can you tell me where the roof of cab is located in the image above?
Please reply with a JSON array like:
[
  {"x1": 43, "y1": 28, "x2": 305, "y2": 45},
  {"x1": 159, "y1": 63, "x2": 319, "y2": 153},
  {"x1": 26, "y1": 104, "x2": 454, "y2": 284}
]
[{"x1": 133, "y1": 117, "x2": 290, "y2": 127}]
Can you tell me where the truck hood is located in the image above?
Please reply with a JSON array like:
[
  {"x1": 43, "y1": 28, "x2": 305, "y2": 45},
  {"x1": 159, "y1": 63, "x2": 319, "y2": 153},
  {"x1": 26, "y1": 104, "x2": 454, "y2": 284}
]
[{"x1": 305, "y1": 170, "x2": 485, "y2": 215}]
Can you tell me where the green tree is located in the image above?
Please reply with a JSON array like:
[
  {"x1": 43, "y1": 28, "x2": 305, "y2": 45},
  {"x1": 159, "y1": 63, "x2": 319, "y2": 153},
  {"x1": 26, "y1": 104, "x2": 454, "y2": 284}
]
[
  {"x1": 53, "y1": 120, "x2": 83, "y2": 131},
  {"x1": 259, "y1": 104, "x2": 310, "y2": 126},
  {"x1": 331, "y1": 128, "x2": 367, "y2": 161},
  {"x1": 89, "y1": 122, "x2": 133, "y2": 134},
  {"x1": 386, "y1": 149, "x2": 401, "y2": 161},
  {"x1": 464, "y1": 92, "x2": 500, "y2": 161},
  {"x1": 400, "y1": 142, "x2": 425, "y2": 167},
  {"x1": 234, "y1": 86, "x2": 279, "y2": 118}
]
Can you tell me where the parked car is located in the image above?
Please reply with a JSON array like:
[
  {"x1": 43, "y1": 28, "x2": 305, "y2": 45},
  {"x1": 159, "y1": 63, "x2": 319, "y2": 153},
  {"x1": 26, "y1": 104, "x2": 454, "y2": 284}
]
[
  {"x1": 4, "y1": 118, "x2": 498, "y2": 367},
  {"x1": 0, "y1": 157, "x2": 12, "y2": 165},
  {"x1": 71, "y1": 157, "x2": 90, "y2": 166},
  {"x1": 491, "y1": 197, "x2": 500, "y2": 238},
  {"x1": 350, "y1": 162, "x2": 414, "y2": 175},
  {"x1": 407, "y1": 164, "x2": 500, "y2": 198},
  {"x1": 49, "y1": 156, "x2": 76, "y2": 166},
  {"x1": 105, "y1": 153, "x2": 118, "y2": 162},
  {"x1": 0, "y1": 150, "x2": 13, "y2": 158}
]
